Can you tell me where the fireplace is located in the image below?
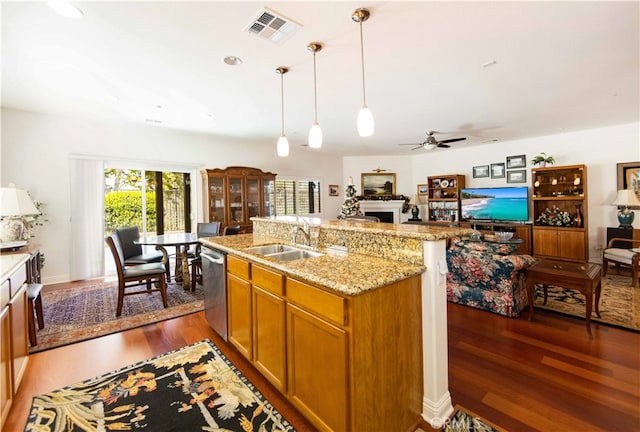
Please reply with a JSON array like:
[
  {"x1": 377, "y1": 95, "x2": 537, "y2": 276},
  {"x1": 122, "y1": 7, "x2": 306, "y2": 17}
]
[
  {"x1": 364, "y1": 211, "x2": 393, "y2": 223},
  {"x1": 358, "y1": 200, "x2": 405, "y2": 224}
]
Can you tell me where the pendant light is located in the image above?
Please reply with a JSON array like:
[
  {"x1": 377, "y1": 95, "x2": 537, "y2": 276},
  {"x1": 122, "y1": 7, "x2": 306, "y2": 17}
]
[
  {"x1": 352, "y1": 8, "x2": 374, "y2": 137},
  {"x1": 276, "y1": 67, "x2": 289, "y2": 157},
  {"x1": 307, "y1": 42, "x2": 323, "y2": 149}
]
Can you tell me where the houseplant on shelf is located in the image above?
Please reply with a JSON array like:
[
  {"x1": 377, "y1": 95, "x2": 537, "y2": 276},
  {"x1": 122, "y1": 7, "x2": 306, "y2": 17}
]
[{"x1": 531, "y1": 152, "x2": 555, "y2": 167}]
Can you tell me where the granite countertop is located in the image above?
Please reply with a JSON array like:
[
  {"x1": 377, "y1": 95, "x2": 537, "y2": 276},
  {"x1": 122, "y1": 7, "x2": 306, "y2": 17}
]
[{"x1": 200, "y1": 234, "x2": 426, "y2": 296}]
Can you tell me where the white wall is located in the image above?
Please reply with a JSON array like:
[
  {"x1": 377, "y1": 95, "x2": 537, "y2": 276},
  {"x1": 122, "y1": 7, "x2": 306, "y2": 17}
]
[
  {"x1": 1, "y1": 108, "x2": 344, "y2": 283},
  {"x1": 344, "y1": 122, "x2": 640, "y2": 262},
  {"x1": 3, "y1": 106, "x2": 638, "y2": 281}
]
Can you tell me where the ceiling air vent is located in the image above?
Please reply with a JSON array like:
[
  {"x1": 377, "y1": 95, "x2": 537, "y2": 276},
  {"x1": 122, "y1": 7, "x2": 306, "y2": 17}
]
[{"x1": 245, "y1": 7, "x2": 301, "y2": 44}]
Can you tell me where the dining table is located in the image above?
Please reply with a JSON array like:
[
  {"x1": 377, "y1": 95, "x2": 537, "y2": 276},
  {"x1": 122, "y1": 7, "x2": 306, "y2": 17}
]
[{"x1": 136, "y1": 232, "x2": 200, "y2": 289}]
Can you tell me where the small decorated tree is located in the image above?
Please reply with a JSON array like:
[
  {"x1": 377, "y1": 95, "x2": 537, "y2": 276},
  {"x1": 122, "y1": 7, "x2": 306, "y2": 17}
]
[{"x1": 338, "y1": 183, "x2": 362, "y2": 219}]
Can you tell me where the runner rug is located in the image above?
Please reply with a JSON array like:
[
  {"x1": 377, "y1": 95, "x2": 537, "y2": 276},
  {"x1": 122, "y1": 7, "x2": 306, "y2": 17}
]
[
  {"x1": 533, "y1": 274, "x2": 640, "y2": 332},
  {"x1": 24, "y1": 339, "x2": 294, "y2": 432},
  {"x1": 443, "y1": 406, "x2": 502, "y2": 431},
  {"x1": 32, "y1": 279, "x2": 204, "y2": 353}
]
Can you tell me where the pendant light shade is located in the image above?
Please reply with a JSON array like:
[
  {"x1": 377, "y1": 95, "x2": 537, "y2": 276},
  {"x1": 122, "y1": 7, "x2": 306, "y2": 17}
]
[
  {"x1": 276, "y1": 66, "x2": 289, "y2": 157},
  {"x1": 352, "y1": 8, "x2": 374, "y2": 137},
  {"x1": 307, "y1": 42, "x2": 323, "y2": 149}
]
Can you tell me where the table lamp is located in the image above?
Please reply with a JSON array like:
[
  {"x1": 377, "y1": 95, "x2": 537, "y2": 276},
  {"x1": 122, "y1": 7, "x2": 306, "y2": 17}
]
[
  {"x1": 410, "y1": 194, "x2": 421, "y2": 220},
  {"x1": 0, "y1": 186, "x2": 40, "y2": 244},
  {"x1": 611, "y1": 189, "x2": 640, "y2": 227}
]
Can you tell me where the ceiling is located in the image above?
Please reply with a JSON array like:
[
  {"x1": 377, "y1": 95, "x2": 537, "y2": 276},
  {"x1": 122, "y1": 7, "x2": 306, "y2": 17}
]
[{"x1": 2, "y1": 1, "x2": 638, "y2": 157}]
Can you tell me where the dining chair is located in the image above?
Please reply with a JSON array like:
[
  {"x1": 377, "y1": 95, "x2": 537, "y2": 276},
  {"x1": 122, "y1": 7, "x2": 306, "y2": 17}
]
[
  {"x1": 223, "y1": 225, "x2": 241, "y2": 235},
  {"x1": 106, "y1": 233, "x2": 169, "y2": 317},
  {"x1": 602, "y1": 237, "x2": 640, "y2": 287},
  {"x1": 115, "y1": 226, "x2": 170, "y2": 280},
  {"x1": 189, "y1": 222, "x2": 221, "y2": 291}
]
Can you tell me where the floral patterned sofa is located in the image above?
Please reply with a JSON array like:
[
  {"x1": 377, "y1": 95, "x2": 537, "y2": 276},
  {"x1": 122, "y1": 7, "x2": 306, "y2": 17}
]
[{"x1": 446, "y1": 236, "x2": 537, "y2": 317}]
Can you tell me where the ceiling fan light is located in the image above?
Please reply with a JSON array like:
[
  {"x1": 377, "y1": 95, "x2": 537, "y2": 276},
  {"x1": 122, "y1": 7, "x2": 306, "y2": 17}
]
[
  {"x1": 277, "y1": 135, "x2": 289, "y2": 157},
  {"x1": 424, "y1": 144, "x2": 437, "y2": 150},
  {"x1": 308, "y1": 123, "x2": 323, "y2": 148},
  {"x1": 357, "y1": 106, "x2": 374, "y2": 137}
]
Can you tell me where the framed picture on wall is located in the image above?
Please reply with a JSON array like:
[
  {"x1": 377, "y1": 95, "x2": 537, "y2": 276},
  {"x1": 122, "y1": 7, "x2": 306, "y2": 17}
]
[
  {"x1": 617, "y1": 161, "x2": 640, "y2": 204},
  {"x1": 506, "y1": 155, "x2": 526, "y2": 169},
  {"x1": 417, "y1": 184, "x2": 429, "y2": 195},
  {"x1": 473, "y1": 165, "x2": 489, "y2": 178},
  {"x1": 328, "y1": 184, "x2": 339, "y2": 196},
  {"x1": 361, "y1": 173, "x2": 396, "y2": 196},
  {"x1": 507, "y1": 170, "x2": 526, "y2": 183},
  {"x1": 491, "y1": 163, "x2": 506, "y2": 179}
]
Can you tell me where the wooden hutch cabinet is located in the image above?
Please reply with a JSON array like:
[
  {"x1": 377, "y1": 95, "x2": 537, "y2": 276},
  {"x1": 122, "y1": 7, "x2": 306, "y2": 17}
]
[
  {"x1": 426, "y1": 174, "x2": 466, "y2": 224},
  {"x1": 202, "y1": 166, "x2": 276, "y2": 233},
  {"x1": 531, "y1": 164, "x2": 588, "y2": 261}
]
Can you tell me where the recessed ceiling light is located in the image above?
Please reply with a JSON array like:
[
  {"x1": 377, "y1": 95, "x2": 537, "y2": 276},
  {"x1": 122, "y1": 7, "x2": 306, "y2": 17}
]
[
  {"x1": 224, "y1": 56, "x2": 243, "y2": 66},
  {"x1": 47, "y1": 1, "x2": 84, "y2": 19}
]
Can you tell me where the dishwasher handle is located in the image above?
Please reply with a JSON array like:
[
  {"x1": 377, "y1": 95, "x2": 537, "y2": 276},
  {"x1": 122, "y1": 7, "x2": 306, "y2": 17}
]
[{"x1": 201, "y1": 252, "x2": 224, "y2": 265}]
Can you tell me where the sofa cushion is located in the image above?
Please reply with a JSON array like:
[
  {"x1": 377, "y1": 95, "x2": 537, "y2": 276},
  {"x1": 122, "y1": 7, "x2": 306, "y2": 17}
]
[{"x1": 450, "y1": 237, "x2": 518, "y2": 255}]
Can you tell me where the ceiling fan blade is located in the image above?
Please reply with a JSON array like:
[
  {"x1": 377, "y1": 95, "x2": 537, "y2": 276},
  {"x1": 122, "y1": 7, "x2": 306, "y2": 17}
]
[
  {"x1": 438, "y1": 137, "x2": 466, "y2": 144},
  {"x1": 437, "y1": 143, "x2": 451, "y2": 148},
  {"x1": 411, "y1": 146, "x2": 424, "y2": 150}
]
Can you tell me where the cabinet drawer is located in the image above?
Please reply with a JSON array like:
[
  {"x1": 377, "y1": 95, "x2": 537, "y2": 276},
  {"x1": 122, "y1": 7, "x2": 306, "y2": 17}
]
[
  {"x1": 252, "y1": 265, "x2": 283, "y2": 296},
  {"x1": 227, "y1": 255, "x2": 250, "y2": 280},
  {"x1": 286, "y1": 278, "x2": 347, "y2": 326},
  {"x1": 9, "y1": 265, "x2": 27, "y2": 298},
  {"x1": 0, "y1": 280, "x2": 9, "y2": 308}
]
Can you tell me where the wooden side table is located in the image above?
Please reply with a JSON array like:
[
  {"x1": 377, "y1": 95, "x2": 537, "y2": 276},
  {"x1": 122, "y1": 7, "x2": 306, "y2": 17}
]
[{"x1": 526, "y1": 259, "x2": 602, "y2": 336}]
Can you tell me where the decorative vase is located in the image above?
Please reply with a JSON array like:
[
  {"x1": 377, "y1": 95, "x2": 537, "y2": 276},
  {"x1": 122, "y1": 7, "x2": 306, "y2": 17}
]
[{"x1": 574, "y1": 204, "x2": 583, "y2": 228}]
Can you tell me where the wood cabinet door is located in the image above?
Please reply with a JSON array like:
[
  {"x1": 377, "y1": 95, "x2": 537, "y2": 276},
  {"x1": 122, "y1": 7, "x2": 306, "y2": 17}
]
[
  {"x1": 286, "y1": 304, "x2": 348, "y2": 432},
  {"x1": 533, "y1": 227, "x2": 559, "y2": 257},
  {"x1": 0, "y1": 306, "x2": 12, "y2": 428},
  {"x1": 252, "y1": 286, "x2": 286, "y2": 391},
  {"x1": 558, "y1": 229, "x2": 587, "y2": 260},
  {"x1": 227, "y1": 274, "x2": 252, "y2": 359},
  {"x1": 8, "y1": 283, "x2": 28, "y2": 391}
]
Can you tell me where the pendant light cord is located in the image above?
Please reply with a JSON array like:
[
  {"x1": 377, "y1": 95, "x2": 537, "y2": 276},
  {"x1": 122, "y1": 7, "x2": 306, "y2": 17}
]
[
  {"x1": 280, "y1": 72, "x2": 285, "y2": 135},
  {"x1": 313, "y1": 51, "x2": 319, "y2": 123},
  {"x1": 359, "y1": 21, "x2": 367, "y2": 106}
]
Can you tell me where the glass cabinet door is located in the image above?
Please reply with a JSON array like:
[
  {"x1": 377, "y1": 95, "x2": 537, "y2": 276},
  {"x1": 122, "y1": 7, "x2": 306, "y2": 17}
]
[
  {"x1": 229, "y1": 177, "x2": 244, "y2": 223},
  {"x1": 263, "y1": 179, "x2": 275, "y2": 217},
  {"x1": 208, "y1": 177, "x2": 225, "y2": 222},
  {"x1": 246, "y1": 177, "x2": 260, "y2": 218}
]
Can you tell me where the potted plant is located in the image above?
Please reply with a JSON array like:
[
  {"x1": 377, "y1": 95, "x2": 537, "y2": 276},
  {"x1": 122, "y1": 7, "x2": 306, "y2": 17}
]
[{"x1": 531, "y1": 152, "x2": 555, "y2": 167}]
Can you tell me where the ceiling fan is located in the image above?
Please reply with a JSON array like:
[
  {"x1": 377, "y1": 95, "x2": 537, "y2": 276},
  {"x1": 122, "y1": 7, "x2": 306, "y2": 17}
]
[{"x1": 398, "y1": 131, "x2": 466, "y2": 150}]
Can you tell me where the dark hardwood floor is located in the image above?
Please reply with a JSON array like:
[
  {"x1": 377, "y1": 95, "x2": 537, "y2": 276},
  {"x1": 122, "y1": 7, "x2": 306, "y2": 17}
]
[{"x1": 7, "y1": 293, "x2": 639, "y2": 431}]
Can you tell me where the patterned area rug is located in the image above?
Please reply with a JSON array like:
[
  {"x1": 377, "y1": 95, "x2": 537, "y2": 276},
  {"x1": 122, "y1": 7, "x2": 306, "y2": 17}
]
[
  {"x1": 25, "y1": 339, "x2": 294, "y2": 431},
  {"x1": 443, "y1": 406, "x2": 502, "y2": 431},
  {"x1": 33, "y1": 279, "x2": 204, "y2": 353},
  {"x1": 533, "y1": 274, "x2": 640, "y2": 331}
]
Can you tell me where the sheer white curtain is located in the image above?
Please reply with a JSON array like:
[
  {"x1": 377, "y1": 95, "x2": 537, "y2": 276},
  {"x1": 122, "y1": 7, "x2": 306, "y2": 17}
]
[{"x1": 69, "y1": 157, "x2": 105, "y2": 280}]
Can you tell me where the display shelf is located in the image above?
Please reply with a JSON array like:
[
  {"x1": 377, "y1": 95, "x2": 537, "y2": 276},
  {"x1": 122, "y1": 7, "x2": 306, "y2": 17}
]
[{"x1": 427, "y1": 174, "x2": 465, "y2": 224}]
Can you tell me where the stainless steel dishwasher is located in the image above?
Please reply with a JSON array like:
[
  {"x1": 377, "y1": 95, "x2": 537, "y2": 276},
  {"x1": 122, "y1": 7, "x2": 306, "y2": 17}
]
[{"x1": 201, "y1": 246, "x2": 227, "y2": 341}]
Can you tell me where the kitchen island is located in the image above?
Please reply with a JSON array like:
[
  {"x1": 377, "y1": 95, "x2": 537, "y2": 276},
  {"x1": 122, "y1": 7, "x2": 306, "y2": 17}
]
[{"x1": 201, "y1": 217, "x2": 472, "y2": 430}]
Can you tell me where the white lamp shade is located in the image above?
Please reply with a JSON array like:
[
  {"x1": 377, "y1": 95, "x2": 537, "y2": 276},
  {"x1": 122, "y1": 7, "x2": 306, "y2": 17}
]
[
  {"x1": 277, "y1": 136, "x2": 289, "y2": 157},
  {"x1": 611, "y1": 189, "x2": 640, "y2": 207},
  {"x1": 308, "y1": 123, "x2": 323, "y2": 149},
  {"x1": 0, "y1": 187, "x2": 40, "y2": 217},
  {"x1": 357, "y1": 106, "x2": 374, "y2": 137}
]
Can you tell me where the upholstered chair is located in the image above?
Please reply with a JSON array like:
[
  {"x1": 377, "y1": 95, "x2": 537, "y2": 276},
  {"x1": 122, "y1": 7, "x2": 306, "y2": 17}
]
[{"x1": 602, "y1": 237, "x2": 640, "y2": 287}]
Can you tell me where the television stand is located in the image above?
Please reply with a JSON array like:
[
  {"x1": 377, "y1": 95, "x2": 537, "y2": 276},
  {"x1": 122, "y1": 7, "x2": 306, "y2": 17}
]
[{"x1": 459, "y1": 221, "x2": 532, "y2": 255}]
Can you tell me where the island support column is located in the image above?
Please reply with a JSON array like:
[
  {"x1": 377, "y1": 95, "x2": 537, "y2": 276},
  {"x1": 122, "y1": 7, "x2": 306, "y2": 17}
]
[{"x1": 421, "y1": 239, "x2": 454, "y2": 427}]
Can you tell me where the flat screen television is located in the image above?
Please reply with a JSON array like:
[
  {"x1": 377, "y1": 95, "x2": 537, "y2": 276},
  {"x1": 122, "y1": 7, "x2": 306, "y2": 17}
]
[{"x1": 460, "y1": 187, "x2": 529, "y2": 222}]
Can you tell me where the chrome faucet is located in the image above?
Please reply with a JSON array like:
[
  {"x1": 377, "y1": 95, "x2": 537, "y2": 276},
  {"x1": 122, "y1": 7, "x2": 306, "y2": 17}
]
[{"x1": 291, "y1": 215, "x2": 311, "y2": 246}]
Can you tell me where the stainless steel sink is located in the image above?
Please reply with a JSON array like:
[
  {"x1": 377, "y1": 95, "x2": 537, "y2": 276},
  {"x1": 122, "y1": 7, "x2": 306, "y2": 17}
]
[
  {"x1": 246, "y1": 244, "x2": 298, "y2": 255},
  {"x1": 245, "y1": 244, "x2": 323, "y2": 261},
  {"x1": 267, "y1": 249, "x2": 324, "y2": 261}
]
